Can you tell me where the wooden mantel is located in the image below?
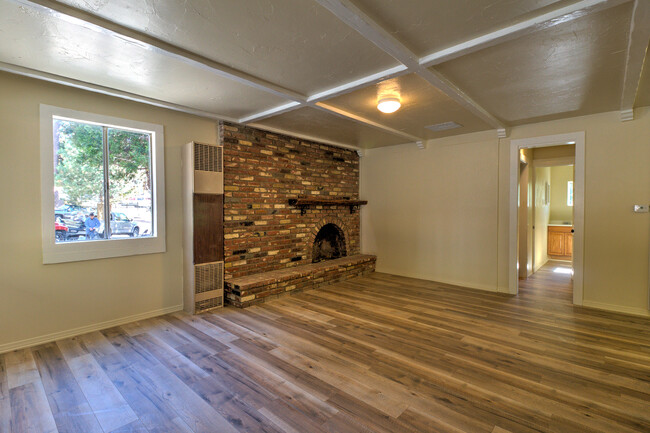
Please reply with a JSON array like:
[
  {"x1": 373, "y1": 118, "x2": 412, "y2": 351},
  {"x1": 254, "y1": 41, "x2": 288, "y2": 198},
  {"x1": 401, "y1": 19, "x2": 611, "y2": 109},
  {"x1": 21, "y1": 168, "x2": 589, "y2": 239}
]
[{"x1": 288, "y1": 197, "x2": 368, "y2": 215}]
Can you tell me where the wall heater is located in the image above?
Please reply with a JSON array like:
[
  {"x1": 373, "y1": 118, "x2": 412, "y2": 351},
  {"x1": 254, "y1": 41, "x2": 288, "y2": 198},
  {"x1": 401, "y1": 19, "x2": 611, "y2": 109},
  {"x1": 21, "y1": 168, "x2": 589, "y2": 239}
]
[{"x1": 182, "y1": 141, "x2": 224, "y2": 313}]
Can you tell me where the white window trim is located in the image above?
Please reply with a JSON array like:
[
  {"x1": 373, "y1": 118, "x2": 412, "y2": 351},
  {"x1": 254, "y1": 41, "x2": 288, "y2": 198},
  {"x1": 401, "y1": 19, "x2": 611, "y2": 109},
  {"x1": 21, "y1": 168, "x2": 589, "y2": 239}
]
[{"x1": 40, "y1": 104, "x2": 166, "y2": 264}]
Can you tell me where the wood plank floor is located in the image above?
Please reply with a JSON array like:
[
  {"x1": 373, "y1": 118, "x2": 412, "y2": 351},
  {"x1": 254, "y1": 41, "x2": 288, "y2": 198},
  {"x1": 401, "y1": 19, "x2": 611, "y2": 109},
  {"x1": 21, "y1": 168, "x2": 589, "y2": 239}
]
[{"x1": 2, "y1": 264, "x2": 650, "y2": 433}]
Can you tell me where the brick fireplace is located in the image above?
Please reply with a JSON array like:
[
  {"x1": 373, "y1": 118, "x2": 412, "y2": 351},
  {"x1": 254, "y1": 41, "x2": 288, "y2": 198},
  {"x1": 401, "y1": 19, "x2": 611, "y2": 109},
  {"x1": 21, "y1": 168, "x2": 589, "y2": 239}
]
[{"x1": 220, "y1": 121, "x2": 375, "y2": 307}]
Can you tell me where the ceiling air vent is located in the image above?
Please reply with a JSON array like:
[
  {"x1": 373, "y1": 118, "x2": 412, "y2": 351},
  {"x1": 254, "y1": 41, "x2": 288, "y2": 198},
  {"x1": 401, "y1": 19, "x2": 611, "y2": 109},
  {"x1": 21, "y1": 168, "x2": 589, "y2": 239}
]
[{"x1": 426, "y1": 121, "x2": 463, "y2": 132}]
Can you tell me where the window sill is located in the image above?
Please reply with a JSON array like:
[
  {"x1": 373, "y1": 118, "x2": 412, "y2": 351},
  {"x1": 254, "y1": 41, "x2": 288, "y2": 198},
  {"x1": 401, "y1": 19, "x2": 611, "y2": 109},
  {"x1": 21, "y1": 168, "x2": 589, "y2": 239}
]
[{"x1": 43, "y1": 236, "x2": 166, "y2": 264}]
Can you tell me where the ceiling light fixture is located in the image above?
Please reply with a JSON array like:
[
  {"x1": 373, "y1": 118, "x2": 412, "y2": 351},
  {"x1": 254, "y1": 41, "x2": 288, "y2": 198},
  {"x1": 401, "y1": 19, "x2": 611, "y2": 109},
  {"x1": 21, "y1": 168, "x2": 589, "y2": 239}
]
[{"x1": 377, "y1": 97, "x2": 401, "y2": 113}]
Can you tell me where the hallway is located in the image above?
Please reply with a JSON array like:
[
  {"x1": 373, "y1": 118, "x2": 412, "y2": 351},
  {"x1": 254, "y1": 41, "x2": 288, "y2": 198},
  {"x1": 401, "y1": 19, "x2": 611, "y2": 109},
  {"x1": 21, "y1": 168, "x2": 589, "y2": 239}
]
[{"x1": 519, "y1": 260, "x2": 573, "y2": 302}]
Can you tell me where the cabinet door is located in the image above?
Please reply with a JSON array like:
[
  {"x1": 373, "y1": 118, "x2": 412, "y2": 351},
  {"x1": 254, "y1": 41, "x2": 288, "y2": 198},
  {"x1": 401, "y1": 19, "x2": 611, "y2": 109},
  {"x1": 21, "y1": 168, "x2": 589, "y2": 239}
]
[
  {"x1": 548, "y1": 231, "x2": 564, "y2": 256},
  {"x1": 565, "y1": 233, "x2": 573, "y2": 256}
]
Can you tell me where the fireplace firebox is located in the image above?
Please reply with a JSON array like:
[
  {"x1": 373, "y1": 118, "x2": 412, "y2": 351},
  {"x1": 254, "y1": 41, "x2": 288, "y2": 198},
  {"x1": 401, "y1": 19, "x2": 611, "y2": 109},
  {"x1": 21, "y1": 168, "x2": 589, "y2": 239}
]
[{"x1": 312, "y1": 223, "x2": 347, "y2": 263}]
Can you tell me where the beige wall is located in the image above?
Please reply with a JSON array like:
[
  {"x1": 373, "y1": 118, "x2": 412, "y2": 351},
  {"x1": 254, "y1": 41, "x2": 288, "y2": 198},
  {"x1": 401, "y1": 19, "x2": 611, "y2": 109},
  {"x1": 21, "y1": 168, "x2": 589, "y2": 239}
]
[
  {"x1": 534, "y1": 166, "x2": 551, "y2": 271},
  {"x1": 360, "y1": 132, "x2": 499, "y2": 291},
  {"x1": 0, "y1": 72, "x2": 218, "y2": 350},
  {"x1": 362, "y1": 107, "x2": 650, "y2": 316},
  {"x1": 549, "y1": 165, "x2": 574, "y2": 223}
]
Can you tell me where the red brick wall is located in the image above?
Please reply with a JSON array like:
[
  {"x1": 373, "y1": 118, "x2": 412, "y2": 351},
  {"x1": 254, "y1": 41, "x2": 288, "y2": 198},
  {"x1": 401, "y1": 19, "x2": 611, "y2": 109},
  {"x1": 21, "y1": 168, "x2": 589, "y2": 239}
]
[{"x1": 220, "y1": 122, "x2": 361, "y2": 279}]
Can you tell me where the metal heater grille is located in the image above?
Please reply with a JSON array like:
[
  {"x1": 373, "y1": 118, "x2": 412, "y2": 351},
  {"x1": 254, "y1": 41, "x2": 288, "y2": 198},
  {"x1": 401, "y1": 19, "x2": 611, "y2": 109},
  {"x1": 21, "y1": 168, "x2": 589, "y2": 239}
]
[
  {"x1": 194, "y1": 142, "x2": 223, "y2": 173},
  {"x1": 193, "y1": 261, "x2": 224, "y2": 313},
  {"x1": 195, "y1": 296, "x2": 223, "y2": 313}
]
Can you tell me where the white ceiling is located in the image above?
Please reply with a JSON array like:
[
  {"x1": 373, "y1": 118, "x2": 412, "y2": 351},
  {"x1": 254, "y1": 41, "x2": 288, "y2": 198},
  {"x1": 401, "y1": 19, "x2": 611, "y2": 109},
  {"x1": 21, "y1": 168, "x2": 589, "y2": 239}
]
[{"x1": 0, "y1": 0, "x2": 648, "y2": 149}]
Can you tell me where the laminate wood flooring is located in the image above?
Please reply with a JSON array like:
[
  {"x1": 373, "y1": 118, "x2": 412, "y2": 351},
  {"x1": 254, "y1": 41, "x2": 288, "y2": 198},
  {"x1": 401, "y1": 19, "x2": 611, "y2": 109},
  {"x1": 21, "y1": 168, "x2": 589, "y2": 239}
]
[{"x1": 2, "y1": 264, "x2": 650, "y2": 432}]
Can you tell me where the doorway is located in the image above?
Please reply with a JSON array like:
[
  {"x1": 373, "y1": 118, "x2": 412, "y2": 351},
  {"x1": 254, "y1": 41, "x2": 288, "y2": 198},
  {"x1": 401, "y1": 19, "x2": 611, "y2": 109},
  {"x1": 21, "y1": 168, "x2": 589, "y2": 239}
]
[
  {"x1": 509, "y1": 132, "x2": 584, "y2": 305},
  {"x1": 517, "y1": 151, "x2": 575, "y2": 278}
]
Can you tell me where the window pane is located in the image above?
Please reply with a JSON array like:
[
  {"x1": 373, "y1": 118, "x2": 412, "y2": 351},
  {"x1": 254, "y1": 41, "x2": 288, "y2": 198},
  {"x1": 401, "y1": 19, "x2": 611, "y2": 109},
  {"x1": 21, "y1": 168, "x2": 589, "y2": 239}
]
[
  {"x1": 567, "y1": 181, "x2": 574, "y2": 206},
  {"x1": 53, "y1": 119, "x2": 104, "y2": 243},
  {"x1": 107, "y1": 128, "x2": 153, "y2": 239}
]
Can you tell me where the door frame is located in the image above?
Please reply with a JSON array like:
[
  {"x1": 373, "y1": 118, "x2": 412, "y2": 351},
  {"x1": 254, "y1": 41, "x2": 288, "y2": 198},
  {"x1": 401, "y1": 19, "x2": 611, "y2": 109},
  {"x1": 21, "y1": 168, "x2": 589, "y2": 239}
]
[{"x1": 509, "y1": 132, "x2": 585, "y2": 305}]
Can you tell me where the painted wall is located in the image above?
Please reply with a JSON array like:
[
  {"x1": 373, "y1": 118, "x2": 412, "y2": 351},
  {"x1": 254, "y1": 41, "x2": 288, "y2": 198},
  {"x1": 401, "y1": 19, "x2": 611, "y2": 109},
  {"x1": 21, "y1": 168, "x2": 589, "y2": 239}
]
[
  {"x1": 534, "y1": 166, "x2": 551, "y2": 271},
  {"x1": 362, "y1": 107, "x2": 650, "y2": 317},
  {"x1": 549, "y1": 165, "x2": 574, "y2": 223},
  {"x1": 360, "y1": 132, "x2": 499, "y2": 292},
  {"x1": 0, "y1": 72, "x2": 218, "y2": 351}
]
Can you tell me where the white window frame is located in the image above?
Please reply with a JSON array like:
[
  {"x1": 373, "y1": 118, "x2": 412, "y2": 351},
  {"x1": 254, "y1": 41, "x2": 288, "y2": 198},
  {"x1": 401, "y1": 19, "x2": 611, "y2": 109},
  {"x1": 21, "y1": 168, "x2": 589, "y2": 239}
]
[{"x1": 40, "y1": 104, "x2": 166, "y2": 264}]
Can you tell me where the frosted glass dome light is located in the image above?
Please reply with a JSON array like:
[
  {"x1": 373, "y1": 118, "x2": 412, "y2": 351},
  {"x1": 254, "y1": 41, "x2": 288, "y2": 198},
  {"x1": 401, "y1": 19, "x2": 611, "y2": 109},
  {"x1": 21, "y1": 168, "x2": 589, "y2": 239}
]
[{"x1": 377, "y1": 97, "x2": 401, "y2": 113}]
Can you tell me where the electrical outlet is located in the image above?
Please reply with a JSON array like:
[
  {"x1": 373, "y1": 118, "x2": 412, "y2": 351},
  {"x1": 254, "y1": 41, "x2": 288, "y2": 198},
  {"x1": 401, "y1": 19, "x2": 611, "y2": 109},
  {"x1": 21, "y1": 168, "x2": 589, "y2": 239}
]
[{"x1": 633, "y1": 205, "x2": 649, "y2": 213}]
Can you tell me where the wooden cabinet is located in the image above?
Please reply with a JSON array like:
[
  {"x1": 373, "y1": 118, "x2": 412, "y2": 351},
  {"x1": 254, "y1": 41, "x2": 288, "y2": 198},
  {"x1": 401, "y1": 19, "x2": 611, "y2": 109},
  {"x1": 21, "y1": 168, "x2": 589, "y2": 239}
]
[{"x1": 548, "y1": 226, "x2": 573, "y2": 260}]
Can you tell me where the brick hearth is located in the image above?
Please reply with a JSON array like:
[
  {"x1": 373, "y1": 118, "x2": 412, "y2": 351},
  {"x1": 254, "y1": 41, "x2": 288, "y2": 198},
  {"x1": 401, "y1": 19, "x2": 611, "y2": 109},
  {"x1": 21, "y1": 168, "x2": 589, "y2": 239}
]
[{"x1": 225, "y1": 254, "x2": 376, "y2": 308}]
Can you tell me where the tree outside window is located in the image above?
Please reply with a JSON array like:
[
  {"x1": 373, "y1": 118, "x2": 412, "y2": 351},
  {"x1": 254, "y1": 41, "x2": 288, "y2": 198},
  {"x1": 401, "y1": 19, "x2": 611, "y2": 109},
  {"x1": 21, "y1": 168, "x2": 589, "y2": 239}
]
[{"x1": 53, "y1": 118, "x2": 153, "y2": 242}]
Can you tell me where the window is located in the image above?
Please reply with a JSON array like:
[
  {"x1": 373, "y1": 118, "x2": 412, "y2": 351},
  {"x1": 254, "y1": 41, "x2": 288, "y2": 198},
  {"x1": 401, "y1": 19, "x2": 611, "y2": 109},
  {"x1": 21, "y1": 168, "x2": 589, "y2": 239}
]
[
  {"x1": 41, "y1": 105, "x2": 165, "y2": 263},
  {"x1": 567, "y1": 181, "x2": 574, "y2": 207}
]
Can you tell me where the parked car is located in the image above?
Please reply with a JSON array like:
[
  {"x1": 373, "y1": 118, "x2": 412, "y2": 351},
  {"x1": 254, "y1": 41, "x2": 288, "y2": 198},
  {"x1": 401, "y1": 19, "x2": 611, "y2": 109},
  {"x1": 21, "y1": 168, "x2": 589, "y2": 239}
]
[
  {"x1": 97, "y1": 212, "x2": 140, "y2": 237},
  {"x1": 54, "y1": 204, "x2": 89, "y2": 220},
  {"x1": 55, "y1": 219, "x2": 69, "y2": 241},
  {"x1": 56, "y1": 212, "x2": 140, "y2": 239},
  {"x1": 58, "y1": 214, "x2": 86, "y2": 238}
]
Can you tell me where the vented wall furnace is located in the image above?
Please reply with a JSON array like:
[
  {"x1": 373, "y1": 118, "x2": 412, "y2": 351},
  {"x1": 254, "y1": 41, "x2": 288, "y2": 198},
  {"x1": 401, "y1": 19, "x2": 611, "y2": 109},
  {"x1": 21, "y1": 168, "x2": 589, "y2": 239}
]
[{"x1": 182, "y1": 141, "x2": 224, "y2": 313}]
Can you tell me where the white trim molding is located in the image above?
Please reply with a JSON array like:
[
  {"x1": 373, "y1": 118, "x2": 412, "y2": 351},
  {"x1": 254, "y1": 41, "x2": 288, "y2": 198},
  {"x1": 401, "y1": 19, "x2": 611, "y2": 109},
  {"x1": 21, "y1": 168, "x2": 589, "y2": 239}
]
[
  {"x1": 582, "y1": 300, "x2": 650, "y2": 318},
  {"x1": 0, "y1": 304, "x2": 183, "y2": 354},
  {"x1": 509, "y1": 132, "x2": 585, "y2": 306}
]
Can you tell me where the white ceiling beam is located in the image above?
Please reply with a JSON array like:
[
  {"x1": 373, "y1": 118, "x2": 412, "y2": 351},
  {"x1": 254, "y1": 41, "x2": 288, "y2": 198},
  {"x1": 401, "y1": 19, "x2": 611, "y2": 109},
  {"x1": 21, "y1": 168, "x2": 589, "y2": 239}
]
[
  {"x1": 241, "y1": 98, "x2": 425, "y2": 143},
  {"x1": 420, "y1": 0, "x2": 633, "y2": 67},
  {"x1": 0, "y1": 61, "x2": 240, "y2": 123},
  {"x1": 620, "y1": 0, "x2": 650, "y2": 121},
  {"x1": 241, "y1": 65, "x2": 409, "y2": 123},
  {"x1": 18, "y1": 0, "x2": 424, "y2": 142},
  {"x1": 246, "y1": 123, "x2": 363, "y2": 151},
  {"x1": 239, "y1": 102, "x2": 302, "y2": 123},
  {"x1": 306, "y1": 65, "x2": 409, "y2": 102},
  {"x1": 316, "y1": 102, "x2": 423, "y2": 142},
  {"x1": 17, "y1": 0, "x2": 308, "y2": 103},
  {"x1": 313, "y1": 0, "x2": 420, "y2": 67},
  {"x1": 313, "y1": 0, "x2": 506, "y2": 130},
  {"x1": 416, "y1": 68, "x2": 505, "y2": 130},
  {"x1": 242, "y1": 0, "x2": 633, "y2": 127}
]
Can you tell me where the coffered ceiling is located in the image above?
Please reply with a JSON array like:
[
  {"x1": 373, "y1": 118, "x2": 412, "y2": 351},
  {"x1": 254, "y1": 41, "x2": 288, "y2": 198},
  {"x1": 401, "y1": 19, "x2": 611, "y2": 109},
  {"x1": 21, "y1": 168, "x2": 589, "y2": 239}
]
[{"x1": 0, "y1": 0, "x2": 648, "y2": 149}]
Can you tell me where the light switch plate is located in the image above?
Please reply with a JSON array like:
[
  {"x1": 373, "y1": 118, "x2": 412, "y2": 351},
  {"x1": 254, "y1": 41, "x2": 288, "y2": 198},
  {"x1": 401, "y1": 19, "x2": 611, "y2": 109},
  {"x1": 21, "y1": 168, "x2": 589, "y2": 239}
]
[{"x1": 633, "y1": 205, "x2": 649, "y2": 213}]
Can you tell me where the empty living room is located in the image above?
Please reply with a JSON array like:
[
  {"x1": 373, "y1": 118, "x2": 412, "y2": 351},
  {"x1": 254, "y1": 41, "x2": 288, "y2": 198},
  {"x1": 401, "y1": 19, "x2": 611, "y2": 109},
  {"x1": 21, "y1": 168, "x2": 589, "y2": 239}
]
[{"x1": 1, "y1": 0, "x2": 650, "y2": 432}]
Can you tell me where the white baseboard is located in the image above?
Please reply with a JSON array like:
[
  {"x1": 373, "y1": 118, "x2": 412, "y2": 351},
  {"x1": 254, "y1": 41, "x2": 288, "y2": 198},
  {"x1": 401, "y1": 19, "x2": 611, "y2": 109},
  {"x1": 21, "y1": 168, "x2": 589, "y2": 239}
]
[
  {"x1": 581, "y1": 300, "x2": 650, "y2": 318},
  {"x1": 0, "y1": 304, "x2": 183, "y2": 354},
  {"x1": 376, "y1": 267, "x2": 498, "y2": 293}
]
